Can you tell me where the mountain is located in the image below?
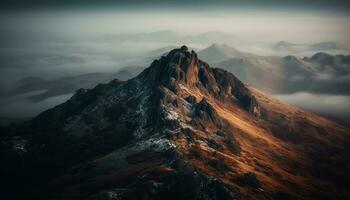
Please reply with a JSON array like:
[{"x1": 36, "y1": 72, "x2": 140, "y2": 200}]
[
  {"x1": 272, "y1": 41, "x2": 300, "y2": 51},
  {"x1": 303, "y1": 52, "x2": 350, "y2": 75},
  {"x1": 210, "y1": 48, "x2": 350, "y2": 95},
  {"x1": 7, "y1": 66, "x2": 144, "y2": 102},
  {"x1": 113, "y1": 66, "x2": 145, "y2": 81},
  {"x1": 198, "y1": 44, "x2": 254, "y2": 63},
  {"x1": 310, "y1": 42, "x2": 341, "y2": 51},
  {"x1": 211, "y1": 52, "x2": 316, "y2": 94},
  {"x1": 211, "y1": 56, "x2": 283, "y2": 93},
  {"x1": 1, "y1": 46, "x2": 350, "y2": 200},
  {"x1": 272, "y1": 41, "x2": 345, "y2": 53}
]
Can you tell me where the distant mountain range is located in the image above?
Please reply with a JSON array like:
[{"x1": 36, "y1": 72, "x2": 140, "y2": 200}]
[
  {"x1": 198, "y1": 44, "x2": 254, "y2": 63},
  {"x1": 4, "y1": 66, "x2": 144, "y2": 103},
  {"x1": 272, "y1": 40, "x2": 346, "y2": 52},
  {"x1": 201, "y1": 44, "x2": 350, "y2": 94},
  {"x1": 1, "y1": 46, "x2": 349, "y2": 199}
]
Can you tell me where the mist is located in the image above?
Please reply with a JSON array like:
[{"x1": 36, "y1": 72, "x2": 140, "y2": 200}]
[
  {"x1": 0, "y1": 7, "x2": 350, "y2": 122},
  {"x1": 275, "y1": 93, "x2": 350, "y2": 124},
  {"x1": 1, "y1": 9, "x2": 349, "y2": 79}
]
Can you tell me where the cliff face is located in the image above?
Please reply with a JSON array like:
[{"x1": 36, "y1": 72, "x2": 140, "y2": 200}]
[{"x1": 1, "y1": 46, "x2": 350, "y2": 200}]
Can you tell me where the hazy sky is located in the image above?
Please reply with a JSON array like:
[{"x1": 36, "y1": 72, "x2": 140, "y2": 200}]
[
  {"x1": 1, "y1": 3, "x2": 349, "y2": 80},
  {"x1": 1, "y1": 0, "x2": 350, "y2": 11},
  {"x1": 2, "y1": 9, "x2": 350, "y2": 45}
]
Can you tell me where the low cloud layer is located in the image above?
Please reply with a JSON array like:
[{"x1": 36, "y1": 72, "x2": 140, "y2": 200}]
[
  {"x1": 0, "y1": 92, "x2": 73, "y2": 118},
  {"x1": 275, "y1": 92, "x2": 350, "y2": 124}
]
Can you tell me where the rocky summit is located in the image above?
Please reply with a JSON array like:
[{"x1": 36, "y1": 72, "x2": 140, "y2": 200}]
[{"x1": 1, "y1": 46, "x2": 350, "y2": 200}]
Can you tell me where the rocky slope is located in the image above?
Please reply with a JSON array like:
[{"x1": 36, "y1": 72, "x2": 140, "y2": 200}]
[{"x1": 1, "y1": 46, "x2": 350, "y2": 200}]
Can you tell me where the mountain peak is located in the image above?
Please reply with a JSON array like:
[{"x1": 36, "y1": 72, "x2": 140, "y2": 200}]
[
  {"x1": 283, "y1": 55, "x2": 299, "y2": 61},
  {"x1": 137, "y1": 46, "x2": 259, "y2": 114},
  {"x1": 272, "y1": 41, "x2": 297, "y2": 51},
  {"x1": 311, "y1": 52, "x2": 332, "y2": 60},
  {"x1": 208, "y1": 43, "x2": 232, "y2": 50},
  {"x1": 275, "y1": 40, "x2": 295, "y2": 46},
  {"x1": 198, "y1": 44, "x2": 252, "y2": 63},
  {"x1": 139, "y1": 45, "x2": 200, "y2": 87}
]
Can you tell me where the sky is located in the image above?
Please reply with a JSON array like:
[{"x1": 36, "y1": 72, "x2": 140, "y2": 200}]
[
  {"x1": 1, "y1": 0, "x2": 350, "y2": 11},
  {"x1": 0, "y1": 0, "x2": 349, "y2": 123}
]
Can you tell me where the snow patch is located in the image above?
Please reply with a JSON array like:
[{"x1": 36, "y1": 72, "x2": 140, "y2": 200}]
[
  {"x1": 93, "y1": 188, "x2": 127, "y2": 200},
  {"x1": 166, "y1": 110, "x2": 179, "y2": 120},
  {"x1": 133, "y1": 79, "x2": 151, "y2": 139},
  {"x1": 160, "y1": 104, "x2": 179, "y2": 121},
  {"x1": 12, "y1": 136, "x2": 27, "y2": 153},
  {"x1": 160, "y1": 103, "x2": 194, "y2": 130},
  {"x1": 133, "y1": 137, "x2": 176, "y2": 152}
]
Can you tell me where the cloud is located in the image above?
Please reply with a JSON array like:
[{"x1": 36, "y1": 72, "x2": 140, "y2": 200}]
[
  {"x1": 314, "y1": 73, "x2": 335, "y2": 80},
  {"x1": 0, "y1": 92, "x2": 73, "y2": 118},
  {"x1": 275, "y1": 92, "x2": 350, "y2": 124}
]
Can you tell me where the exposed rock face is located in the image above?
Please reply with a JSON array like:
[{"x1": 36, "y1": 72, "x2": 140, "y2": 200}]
[{"x1": 1, "y1": 46, "x2": 350, "y2": 200}]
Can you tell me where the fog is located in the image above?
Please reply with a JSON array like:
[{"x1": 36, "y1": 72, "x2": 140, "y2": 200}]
[
  {"x1": 0, "y1": 8, "x2": 350, "y2": 123},
  {"x1": 1, "y1": 10, "x2": 349, "y2": 79},
  {"x1": 0, "y1": 92, "x2": 73, "y2": 118},
  {"x1": 275, "y1": 93, "x2": 350, "y2": 124}
]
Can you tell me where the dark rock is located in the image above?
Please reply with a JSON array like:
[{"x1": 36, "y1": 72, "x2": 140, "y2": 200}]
[
  {"x1": 273, "y1": 191, "x2": 294, "y2": 200},
  {"x1": 192, "y1": 98, "x2": 226, "y2": 129},
  {"x1": 194, "y1": 99, "x2": 215, "y2": 118},
  {"x1": 183, "y1": 128, "x2": 196, "y2": 142},
  {"x1": 184, "y1": 95, "x2": 197, "y2": 104},
  {"x1": 236, "y1": 172, "x2": 261, "y2": 189},
  {"x1": 212, "y1": 68, "x2": 260, "y2": 114},
  {"x1": 224, "y1": 136, "x2": 241, "y2": 154},
  {"x1": 208, "y1": 159, "x2": 230, "y2": 171},
  {"x1": 155, "y1": 170, "x2": 239, "y2": 200},
  {"x1": 206, "y1": 139, "x2": 220, "y2": 150},
  {"x1": 214, "y1": 130, "x2": 227, "y2": 137},
  {"x1": 180, "y1": 45, "x2": 188, "y2": 51}
]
